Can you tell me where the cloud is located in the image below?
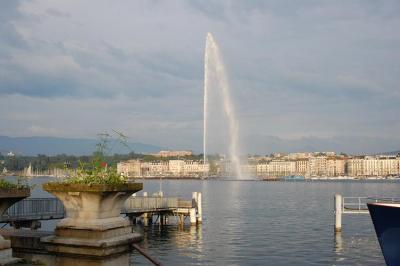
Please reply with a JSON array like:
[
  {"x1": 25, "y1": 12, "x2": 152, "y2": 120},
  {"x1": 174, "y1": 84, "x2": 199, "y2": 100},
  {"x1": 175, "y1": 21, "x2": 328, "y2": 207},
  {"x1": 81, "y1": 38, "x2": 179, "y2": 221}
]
[
  {"x1": 45, "y1": 8, "x2": 70, "y2": 18},
  {"x1": 0, "y1": 0, "x2": 399, "y2": 153}
]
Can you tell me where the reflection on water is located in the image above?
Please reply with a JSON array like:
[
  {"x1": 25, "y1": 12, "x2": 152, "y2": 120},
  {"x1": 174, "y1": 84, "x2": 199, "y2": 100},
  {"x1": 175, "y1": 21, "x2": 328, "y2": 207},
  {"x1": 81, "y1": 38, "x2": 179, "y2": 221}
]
[
  {"x1": 3, "y1": 177, "x2": 397, "y2": 265},
  {"x1": 132, "y1": 180, "x2": 393, "y2": 266},
  {"x1": 334, "y1": 232, "x2": 345, "y2": 264},
  {"x1": 131, "y1": 224, "x2": 204, "y2": 265},
  {"x1": 334, "y1": 232, "x2": 343, "y2": 254}
]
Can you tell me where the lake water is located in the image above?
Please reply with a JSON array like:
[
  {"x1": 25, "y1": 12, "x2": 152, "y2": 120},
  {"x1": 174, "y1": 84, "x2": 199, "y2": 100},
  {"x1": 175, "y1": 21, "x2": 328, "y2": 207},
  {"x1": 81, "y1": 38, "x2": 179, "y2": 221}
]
[
  {"x1": 6, "y1": 177, "x2": 400, "y2": 265},
  {"x1": 130, "y1": 179, "x2": 399, "y2": 266}
]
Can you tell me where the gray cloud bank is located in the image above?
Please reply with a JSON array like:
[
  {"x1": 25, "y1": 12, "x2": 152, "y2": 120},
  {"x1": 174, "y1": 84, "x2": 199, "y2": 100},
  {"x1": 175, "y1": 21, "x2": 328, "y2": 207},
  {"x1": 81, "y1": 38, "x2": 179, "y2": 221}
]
[{"x1": 0, "y1": 0, "x2": 399, "y2": 154}]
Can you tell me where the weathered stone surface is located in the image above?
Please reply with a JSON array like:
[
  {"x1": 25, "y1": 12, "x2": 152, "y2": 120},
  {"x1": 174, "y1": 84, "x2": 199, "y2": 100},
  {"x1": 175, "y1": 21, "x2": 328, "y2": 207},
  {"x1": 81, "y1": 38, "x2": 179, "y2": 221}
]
[
  {"x1": 0, "y1": 229, "x2": 52, "y2": 252},
  {"x1": 0, "y1": 188, "x2": 30, "y2": 199},
  {"x1": 55, "y1": 226, "x2": 133, "y2": 239},
  {"x1": 42, "y1": 183, "x2": 142, "y2": 193},
  {"x1": 42, "y1": 232, "x2": 141, "y2": 256},
  {"x1": 54, "y1": 252, "x2": 130, "y2": 266},
  {"x1": 42, "y1": 182, "x2": 143, "y2": 265},
  {"x1": 0, "y1": 229, "x2": 55, "y2": 265},
  {"x1": 57, "y1": 217, "x2": 129, "y2": 231},
  {"x1": 43, "y1": 183, "x2": 142, "y2": 229}
]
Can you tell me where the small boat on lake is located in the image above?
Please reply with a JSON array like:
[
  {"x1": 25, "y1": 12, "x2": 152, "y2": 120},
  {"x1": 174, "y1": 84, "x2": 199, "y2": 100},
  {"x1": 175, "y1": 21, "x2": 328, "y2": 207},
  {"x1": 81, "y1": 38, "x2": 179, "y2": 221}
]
[
  {"x1": 281, "y1": 175, "x2": 305, "y2": 181},
  {"x1": 367, "y1": 202, "x2": 400, "y2": 266}
]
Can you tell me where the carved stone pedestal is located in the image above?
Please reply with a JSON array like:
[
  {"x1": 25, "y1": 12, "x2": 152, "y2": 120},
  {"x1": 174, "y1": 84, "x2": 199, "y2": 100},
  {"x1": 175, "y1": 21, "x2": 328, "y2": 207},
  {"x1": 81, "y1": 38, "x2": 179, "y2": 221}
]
[{"x1": 42, "y1": 183, "x2": 142, "y2": 266}]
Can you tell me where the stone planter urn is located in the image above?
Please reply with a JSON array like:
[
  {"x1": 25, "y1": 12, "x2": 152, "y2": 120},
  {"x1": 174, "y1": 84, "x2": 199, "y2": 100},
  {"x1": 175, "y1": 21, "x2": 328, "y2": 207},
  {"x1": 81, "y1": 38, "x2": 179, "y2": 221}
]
[
  {"x1": 42, "y1": 183, "x2": 143, "y2": 266},
  {"x1": 0, "y1": 187, "x2": 30, "y2": 265}
]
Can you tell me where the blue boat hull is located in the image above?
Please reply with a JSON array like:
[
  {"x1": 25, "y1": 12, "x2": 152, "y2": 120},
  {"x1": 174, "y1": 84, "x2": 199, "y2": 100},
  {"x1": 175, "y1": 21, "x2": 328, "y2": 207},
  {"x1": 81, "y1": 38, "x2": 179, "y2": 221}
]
[{"x1": 367, "y1": 203, "x2": 400, "y2": 266}]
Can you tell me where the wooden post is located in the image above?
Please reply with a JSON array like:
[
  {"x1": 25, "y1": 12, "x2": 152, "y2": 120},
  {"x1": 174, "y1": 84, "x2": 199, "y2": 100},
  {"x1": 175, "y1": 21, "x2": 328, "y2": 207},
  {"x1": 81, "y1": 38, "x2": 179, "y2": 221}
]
[
  {"x1": 178, "y1": 214, "x2": 184, "y2": 226},
  {"x1": 192, "y1": 192, "x2": 198, "y2": 208},
  {"x1": 197, "y1": 192, "x2": 202, "y2": 224},
  {"x1": 192, "y1": 192, "x2": 198, "y2": 224},
  {"x1": 189, "y1": 208, "x2": 196, "y2": 225},
  {"x1": 334, "y1": 194, "x2": 342, "y2": 232},
  {"x1": 143, "y1": 212, "x2": 149, "y2": 226}
]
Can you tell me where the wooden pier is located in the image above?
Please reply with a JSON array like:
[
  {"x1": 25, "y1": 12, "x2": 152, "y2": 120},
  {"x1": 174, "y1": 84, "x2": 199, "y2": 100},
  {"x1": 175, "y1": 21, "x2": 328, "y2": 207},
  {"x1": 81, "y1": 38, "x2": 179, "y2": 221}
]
[{"x1": 0, "y1": 192, "x2": 203, "y2": 229}]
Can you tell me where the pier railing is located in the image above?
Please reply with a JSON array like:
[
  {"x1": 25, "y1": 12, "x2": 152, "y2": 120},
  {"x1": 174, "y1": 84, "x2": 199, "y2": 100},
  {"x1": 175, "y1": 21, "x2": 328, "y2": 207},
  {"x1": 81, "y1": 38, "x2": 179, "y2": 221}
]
[
  {"x1": 342, "y1": 197, "x2": 368, "y2": 212},
  {"x1": 1, "y1": 198, "x2": 65, "y2": 221},
  {"x1": 342, "y1": 196, "x2": 400, "y2": 213},
  {"x1": 0, "y1": 193, "x2": 201, "y2": 229},
  {"x1": 335, "y1": 194, "x2": 400, "y2": 232},
  {"x1": 1, "y1": 196, "x2": 191, "y2": 222},
  {"x1": 124, "y1": 197, "x2": 179, "y2": 211}
]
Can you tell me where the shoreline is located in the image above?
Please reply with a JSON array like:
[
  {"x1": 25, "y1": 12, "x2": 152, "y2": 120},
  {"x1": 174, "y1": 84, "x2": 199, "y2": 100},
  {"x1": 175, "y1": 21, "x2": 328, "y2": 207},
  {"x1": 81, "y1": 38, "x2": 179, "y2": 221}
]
[{"x1": 2, "y1": 174, "x2": 399, "y2": 182}]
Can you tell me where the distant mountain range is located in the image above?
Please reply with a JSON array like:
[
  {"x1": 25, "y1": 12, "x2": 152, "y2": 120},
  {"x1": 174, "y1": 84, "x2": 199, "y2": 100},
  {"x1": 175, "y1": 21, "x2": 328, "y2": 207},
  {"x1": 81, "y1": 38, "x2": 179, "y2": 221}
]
[
  {"x1": 1, "y1": 135, "x2": 398, "y2": 157},
  {"x1": 0, "y1": 136, "x2": 164, "y2": 156},
  {"x1": 242, "y1": 135, "x2": 400, "y2": 155}
]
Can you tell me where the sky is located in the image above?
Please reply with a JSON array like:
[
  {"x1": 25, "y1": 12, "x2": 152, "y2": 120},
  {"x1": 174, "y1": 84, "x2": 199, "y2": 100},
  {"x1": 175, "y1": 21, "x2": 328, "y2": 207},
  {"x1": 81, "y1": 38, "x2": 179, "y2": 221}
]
[{"x1": 1, "y1": 0, "x2": 399, "y2": 154}]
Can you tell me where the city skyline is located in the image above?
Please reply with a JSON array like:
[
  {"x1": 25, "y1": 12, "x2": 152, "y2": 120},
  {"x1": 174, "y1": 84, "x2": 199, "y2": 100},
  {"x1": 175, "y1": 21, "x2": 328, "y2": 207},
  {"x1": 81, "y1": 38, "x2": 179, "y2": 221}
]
[{"x1": 1, "y1": 1, "x2": 399, "y2": 154}]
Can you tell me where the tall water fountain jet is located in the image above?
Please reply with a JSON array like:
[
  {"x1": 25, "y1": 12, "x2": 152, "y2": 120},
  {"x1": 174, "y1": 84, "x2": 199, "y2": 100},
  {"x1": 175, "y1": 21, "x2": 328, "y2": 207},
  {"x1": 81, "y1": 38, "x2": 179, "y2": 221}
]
[{"x1": 203, "y1": 33, "x2": 244, "y2": 179}]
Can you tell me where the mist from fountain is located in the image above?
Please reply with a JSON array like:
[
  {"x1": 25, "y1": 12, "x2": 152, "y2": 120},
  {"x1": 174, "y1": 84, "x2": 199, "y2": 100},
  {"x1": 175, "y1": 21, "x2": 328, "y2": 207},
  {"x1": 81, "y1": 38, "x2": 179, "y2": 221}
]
[{"x1": 203, "y1": 33, "x2": 244, "y2": 179}]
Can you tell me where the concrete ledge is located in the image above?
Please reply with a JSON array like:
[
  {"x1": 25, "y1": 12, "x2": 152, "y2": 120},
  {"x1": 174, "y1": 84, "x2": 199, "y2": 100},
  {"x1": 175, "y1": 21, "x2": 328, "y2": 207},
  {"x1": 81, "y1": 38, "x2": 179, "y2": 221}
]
[
  {"x1": 0, "y1": 188, "x2": 30, "y2": 199},
  {"x1": 56, "y1": 217, "x2": 130, "y2": 231},
  {"x1": 55, "y1": 226, "x2": 133, "y2": 239},
  {"x1": 0, "y1": 229, "x2": 52, "y2": 253},
  {"x1": 42, "y1": 233, "x2": 141, "y2": 257}
]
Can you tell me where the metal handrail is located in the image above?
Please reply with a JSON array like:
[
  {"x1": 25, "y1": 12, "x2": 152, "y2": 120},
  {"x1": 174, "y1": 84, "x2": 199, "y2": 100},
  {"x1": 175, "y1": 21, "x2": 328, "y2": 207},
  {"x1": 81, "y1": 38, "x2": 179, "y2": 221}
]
[
  {"x1": 124, "y1": 197, "x2": 179, "y2": 211},
  {"x1": 1, "y1": 196, "x2": 191, "y2": 221},
  {"x1": 342, "y1": 196, "x2": 400, "y2": 212},
  {"x1": 4, "y1": 198, "x2": 65, "y2": 218},
  {"x1": 342, "y1": 197, "x2": 368, "y2": 212}
]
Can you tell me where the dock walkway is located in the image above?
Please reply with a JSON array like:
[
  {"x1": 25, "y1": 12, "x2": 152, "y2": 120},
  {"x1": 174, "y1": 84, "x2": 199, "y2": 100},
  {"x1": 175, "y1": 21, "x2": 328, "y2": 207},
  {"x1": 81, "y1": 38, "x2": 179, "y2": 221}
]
[{"x1": 0, "y1": 193, "x2": 202, "y2": 229}]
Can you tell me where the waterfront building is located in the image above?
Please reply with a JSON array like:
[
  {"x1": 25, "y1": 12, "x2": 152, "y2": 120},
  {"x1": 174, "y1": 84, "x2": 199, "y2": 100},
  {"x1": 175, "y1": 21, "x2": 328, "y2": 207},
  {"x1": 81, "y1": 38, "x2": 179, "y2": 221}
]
[
  {"x1": 117, "y1": 159, "x2": 142, "y2": 177},
  {"x1": 151, "y1": 150, "x2": 193, "y2": 158},
  {"x1": 363, "y1": 155, "x2": 399, "y2": 176},
  {"x1": 141, "y1": 161, "x2": 169, "y2": 176},
  {"x1": 118, "y1": 153, "x2": 400, "y2": 179},
  {"x1": 295, "y1": 159, "x2": 309, "y2": 177},
  {"x1": 256, "y1": 163, "x2": 268, "y2": 176},
  {"x1": 252, "y1": 155, "x2": 272, "y2": 162},
  {"x1": 271, "y1": 153, "x2": 287, "y2": 158},
  {"x1": 168, "y1": 160, "x2": 185, "y2": 176},
  {"x1": 182, "y1": 160, "x2": 209, "y2": 175},
  {"x1": 346, "y1": 157, "x2": 365, "y2": 177},
  {"x1": 267, "y1": 160, "x2": 296, "y2": 177},
  {"x1": 308, "y1": 156, "x2": 327, "y2": 177},
  {"x1": 326, "y1": 157, "x2": 346, "y2": 177},
  {"x1": 288, "y1": 153, "x2": 312, "y2": 160}
]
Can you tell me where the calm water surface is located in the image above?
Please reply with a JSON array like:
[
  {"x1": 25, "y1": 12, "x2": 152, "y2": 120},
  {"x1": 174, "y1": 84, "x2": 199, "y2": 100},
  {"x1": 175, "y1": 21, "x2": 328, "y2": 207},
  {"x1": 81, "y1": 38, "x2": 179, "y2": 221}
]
[
  {"x1": 130, "y1": 179, "x2": 399, "y2": 266},
  {"x1": 10, "y1": 177, "x2": 400, "y2": 265}
]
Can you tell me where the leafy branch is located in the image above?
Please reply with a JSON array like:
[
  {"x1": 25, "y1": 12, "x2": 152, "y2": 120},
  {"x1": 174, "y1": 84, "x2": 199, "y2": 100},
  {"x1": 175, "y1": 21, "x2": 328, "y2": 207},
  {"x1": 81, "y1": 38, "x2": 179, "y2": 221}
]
[{"x1": 63, "y1": 131, "x2": 131, "y2": 185}]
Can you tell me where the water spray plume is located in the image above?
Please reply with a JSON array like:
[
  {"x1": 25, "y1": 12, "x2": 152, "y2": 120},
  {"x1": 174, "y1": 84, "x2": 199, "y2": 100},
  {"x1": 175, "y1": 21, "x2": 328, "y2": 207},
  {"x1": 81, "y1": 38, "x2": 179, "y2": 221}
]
[{"x1": 203, "y1": 33, "x2": 244, "y2": 179}]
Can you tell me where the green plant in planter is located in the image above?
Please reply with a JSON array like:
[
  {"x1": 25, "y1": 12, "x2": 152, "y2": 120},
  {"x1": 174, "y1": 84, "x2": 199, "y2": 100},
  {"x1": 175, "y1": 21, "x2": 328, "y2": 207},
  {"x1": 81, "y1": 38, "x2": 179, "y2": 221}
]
[
  {"x1": 62, "y1": 132, "x2": 129, "y2": 185},
  {"x1": 0, "y1": 178, "x2": 30, "y2": 189}
]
